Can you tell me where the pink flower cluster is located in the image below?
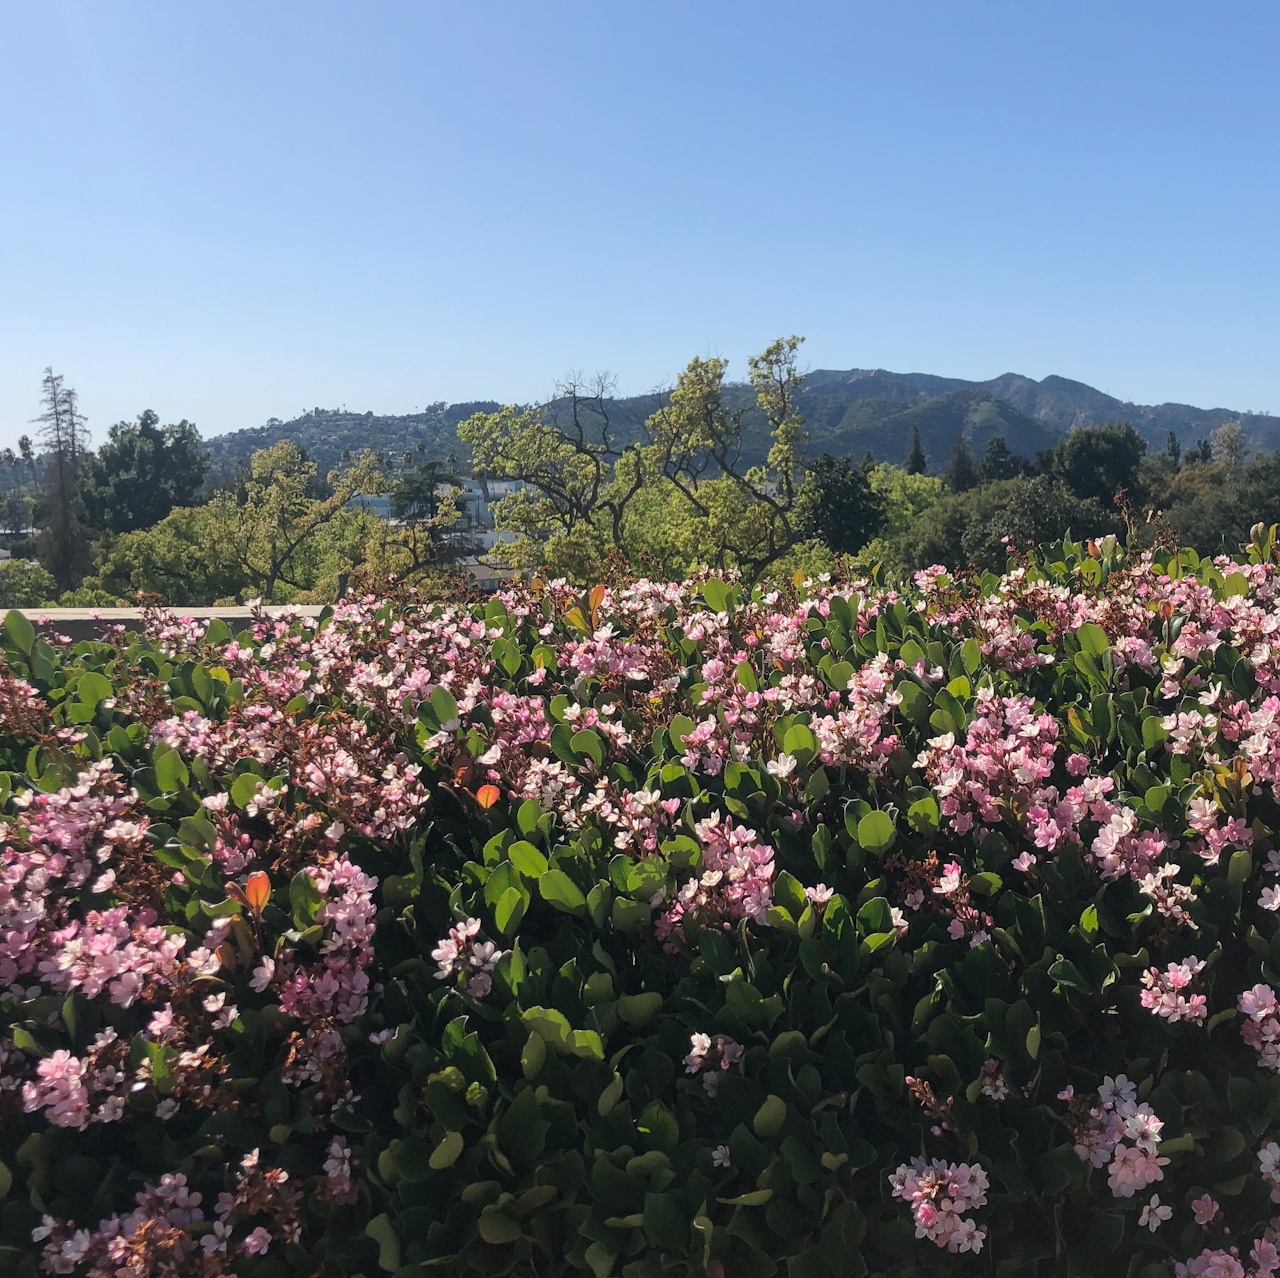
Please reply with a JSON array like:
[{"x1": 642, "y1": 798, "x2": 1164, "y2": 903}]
[
  {"x1": 683, "y1": 1032, "x2": 745, "y2": 1096},
  {"x1": 810, "y1": 652, "x2": 903, "y2": 776},
  {"x1": 914, "y1": 688, "x2": 1059, "y2": 839},
  {"x1": 322, "y1": 1135, "x2": 359, "y2": 1204},
  {"x1": 654, "y1": 813, "x2": 775, "y2": 946},
  {"x1": 34, "y1": 1149, "x2": 302, "y2": 1277},
  {"x1": 431, "y1": 917, "x2": 506, "y2": 998},
  {"x1": 260, "y1": 855, "x2": 379, "y2": 1025},
  {"x1": 2, "y1": 762, "x2": 164, "y2": 994},
  {"x1": 21, "y1": 1031, "x2": 130, "y2": 1130},
  {"x1": 1066, "y1": 1074, "x2": 1169, "y2": 1198},
  {"x1": 1240, "y1": 985, "x2": 1280, "y2": 1072},
  {"x1": 1141, "y1": 956, "x2": 1208, "y2": 1024},
  {"x1": 889, "y1": 1158, "x2": 989, "y2": 1253},
  {"x1": 1177, "y1": 1242, "x2": 1280, "y2": 1278}
]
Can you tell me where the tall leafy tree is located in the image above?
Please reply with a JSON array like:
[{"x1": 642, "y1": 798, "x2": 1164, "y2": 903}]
[
  {"x1": 89, "y1": 441, "x2": 384, "y2": 603},
  {"x1": 1211, "y1": 419, "x2": 1249, "y2": 467},
  {"x1": 387, "y1": 458, "x2": 479, "y2": 572},
  {"x1": 806, "y1": 453, "x2": 884, "y2": 554},
  {"x1": 18, "y1": 435, "x2": 35, "y2": 483},
  {"x1": 33, "y1": 367, "x2": 91, "y2": 592},
  {"x1": 82, "y1": 410, "x2": 209, "y2": 533},
  {"x1": 459, "y1": 338, "x2": 818, "y2": 583},
  {"x1": 1049, "y1": 420, "x2": 1146, "y2": 506}
]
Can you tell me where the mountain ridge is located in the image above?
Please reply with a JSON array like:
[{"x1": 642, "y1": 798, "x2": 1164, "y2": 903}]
[{"x1": 203, "y1": 368, "x2": 1280, "y2": 475}]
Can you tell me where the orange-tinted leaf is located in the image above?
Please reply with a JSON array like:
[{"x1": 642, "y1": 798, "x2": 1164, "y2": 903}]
[
  {"x1": 245, "y1": 871, "x2": 271, "y2": 913},
  {"x1": 477, "y1": 784, "x2": 501, "y2": 810}
]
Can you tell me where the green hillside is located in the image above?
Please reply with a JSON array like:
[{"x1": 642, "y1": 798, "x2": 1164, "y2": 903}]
[{"x1": 201, "y1": 368, "x2": 1280, "y2": 473}]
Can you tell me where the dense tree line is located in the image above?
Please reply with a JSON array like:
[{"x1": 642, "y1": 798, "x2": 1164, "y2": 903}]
[
  {"x1": 2, "y1": 358, "x2": 1275, "y2": 608},
  {"x1": 0, "y1": 371, "x2": 471, "y2": 607}
]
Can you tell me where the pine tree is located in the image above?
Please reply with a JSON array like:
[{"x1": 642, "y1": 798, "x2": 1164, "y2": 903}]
[
  {"x1": 905, "y1": 425, "x2": 927, "y2": 475},
  {"x1": 943, "y1": 436, "x2": 979, "y2": 491},
  {"x1": 34, "y1": 367, "x2": 92, "y2": 593}
]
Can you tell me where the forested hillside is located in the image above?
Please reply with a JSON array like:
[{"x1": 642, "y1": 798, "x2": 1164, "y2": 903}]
[{"x1": 200, "y1": 367, "x2": 1280, "y2": 471}]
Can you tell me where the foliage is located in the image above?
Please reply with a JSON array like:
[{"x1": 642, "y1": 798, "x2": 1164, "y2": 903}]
[
  {"x1": 854, "y1": 464, "x2": 950, "y2": 573},
  {"x1": 86, "y1": 442, "x2": 385, "y2": 604},
  {"x1": 1049, "y1": 421, "x2": 1147, "y2": 507},
  {"x1": 33, "y1": 368, "x2": 92, "y2": 594},
  {"x1": 942, "y1": 437, "x2": 980, "y2": 493},
  {"x1": 0, "y1": 559, "x2": 56, "y2": 608},
  {"x1": 904, "y1": 425, "x2": 927, "y2": 475},
  {"x1": 1155, "y1": 455, "x2": 1280, "y2": 559},
  {"x1": 81, "y1": 411, "x2": 209, "y2": 535},
  {"x1": 10, "y1": 532, "x2": 1280, "y2": 1275},
  {"x1": 979, "y1": 435, "x2": 1035, "y2": 483},
  {"x1": 895, "y1": 474, "x2": 1124, "y2": 572},
  {"x1": 805, "y1": 455, "x2": 885, "y2": 555},
  {"x1": 458, "y1": 340, "x2": 817, "y2": 584},
  {"x1": 1211, "y1": 421, "x2": 1250, "y2": 469}
]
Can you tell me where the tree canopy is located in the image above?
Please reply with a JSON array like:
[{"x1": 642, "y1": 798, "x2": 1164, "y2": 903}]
[
  {"x1": 81, "y1": 410, "x2": 208, "y2": 534},
  {"x1": 458, "y1": 338, "x2": 820, "y2": 583}
]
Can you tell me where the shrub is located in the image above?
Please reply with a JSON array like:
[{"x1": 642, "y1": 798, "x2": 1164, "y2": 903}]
[
  {"x1": 0, "y1": 559, "x2": 55, "y2": 608},
  {"x1": 895, "y1": 474, "x2": 1123, "y2": 572},
  {"x1": 5, "y1": 534, "x2": 1280, "y2": 1277}
]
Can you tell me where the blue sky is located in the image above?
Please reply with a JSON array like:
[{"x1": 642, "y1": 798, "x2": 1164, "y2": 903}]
[{"x1": 1, "y1": 1, "x2": 1278, "y2": 450}]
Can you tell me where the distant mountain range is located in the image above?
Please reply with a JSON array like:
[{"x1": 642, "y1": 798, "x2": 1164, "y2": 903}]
[{"x1": 204, "y1": 369, "x2": 1280, "y2": 475}]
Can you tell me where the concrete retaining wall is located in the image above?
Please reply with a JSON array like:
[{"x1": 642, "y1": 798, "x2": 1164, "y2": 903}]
[{"x1": 11, "y1": 607, "x2": 326, "y2": 644}]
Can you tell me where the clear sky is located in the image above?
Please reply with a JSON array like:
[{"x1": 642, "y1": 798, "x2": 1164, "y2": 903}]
[{"x1": 1, "y1": 1, "x2": 1278, "y2": 451}]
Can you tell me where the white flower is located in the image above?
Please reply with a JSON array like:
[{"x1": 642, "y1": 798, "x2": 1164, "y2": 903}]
[
  {"x1": 1124, "y1": 1105, "x2": 1164, "y2": 1153},
  {"x1": 249, "y1": 956, "x2": 276, "y2": 992},
  {"x1": 766, "y1": 754, "x2": 798, "y2": 780},
  {"x1": 712, "y1": 1144, "x2": 732, "y2": 1168},
  {"x1": 1139, "y1": 1194, "x2": 1172, "y2": 1231},
  {"x1": 1261, "y1": 886, "x2": 1280, "y2": 912}
]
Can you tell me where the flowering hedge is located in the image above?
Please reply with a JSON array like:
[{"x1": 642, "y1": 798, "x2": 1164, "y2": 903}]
[{"x1": 7, "y1": 532, "x2": 1280, "y2": 1277}]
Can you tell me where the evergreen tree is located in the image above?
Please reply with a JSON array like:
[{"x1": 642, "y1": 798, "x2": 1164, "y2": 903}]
[
  {"x1": 980, "y1": 435, "x2": 1032, "y2": 483},
  {"x1": 806, "y1": 453, "x2": 885, "y2": 554},
  {"x1": 1166, "y1": 430, "x2": 1182, "y2": 469},
  {"x1": 943, "y1": 436, "x2": 979, "y2": 492},
  {"x1": 18, "y1": 435, "x2": 35, "y2": 483},
  {"x1": 905, "y1": 425, "x2": 927, "y2": 474},
  {"x1": 34, "y1": 368, "x2": 92, "y2": 593}
]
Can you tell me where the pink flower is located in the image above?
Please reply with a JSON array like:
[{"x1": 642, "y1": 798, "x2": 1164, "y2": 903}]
[
  {"x1": 1192, "y1": 1194, "x2": 1220, "y2": 1226},
  {"x1": 244, "y1": 1226, "x2": 272, "y2": 1255}
]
